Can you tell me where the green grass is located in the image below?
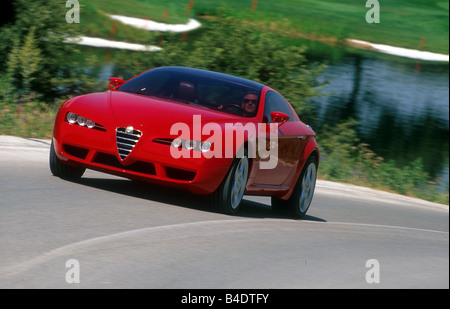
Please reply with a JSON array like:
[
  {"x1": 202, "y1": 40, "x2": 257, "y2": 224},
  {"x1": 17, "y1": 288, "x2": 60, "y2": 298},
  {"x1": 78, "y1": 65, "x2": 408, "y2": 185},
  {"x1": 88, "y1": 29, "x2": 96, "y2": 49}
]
[
  {"x1": 0, "y1": 100, "x2": 57, "y2": 139},
  {"x1": 80, "y1": 0, "x2": 449, "y2": 53},
  {"x1": 79, "y1": 1, "x2": 159, "y2": 43}
]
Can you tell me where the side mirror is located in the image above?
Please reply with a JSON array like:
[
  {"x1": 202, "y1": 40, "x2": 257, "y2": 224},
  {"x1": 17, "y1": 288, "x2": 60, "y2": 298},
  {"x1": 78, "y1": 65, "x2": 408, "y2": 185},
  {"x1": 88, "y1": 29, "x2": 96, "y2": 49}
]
[
  {"x1": 109, "y1": 77, "x2": 125, "y2": 91},
  {"x1": 271, "y1": 111, "x2": 290, "y2": 126}
]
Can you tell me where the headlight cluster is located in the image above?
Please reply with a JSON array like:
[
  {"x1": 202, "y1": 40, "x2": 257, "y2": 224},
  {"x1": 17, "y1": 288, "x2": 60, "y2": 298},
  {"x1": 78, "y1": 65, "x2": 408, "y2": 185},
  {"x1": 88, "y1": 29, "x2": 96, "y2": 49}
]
[
  {"x1": 171, "y1": 138, "x2": 213, "y2": 152},
  {"x1": 66, "y1": 112, "x2": 96, "y2": 129}
]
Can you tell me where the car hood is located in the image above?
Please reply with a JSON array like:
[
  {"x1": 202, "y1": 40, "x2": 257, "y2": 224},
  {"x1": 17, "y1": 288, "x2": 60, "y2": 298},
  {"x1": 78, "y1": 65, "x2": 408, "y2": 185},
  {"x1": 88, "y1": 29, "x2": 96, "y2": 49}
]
[
  {"x1": 108, "y1": 91, "x2": 254, "y2": 139},
  {"x1": 65, "y1": 91, "x2": 254, "y2": 136},
  {"x1": 111, "y1": 91, "x2": 238, "y2": 123}
]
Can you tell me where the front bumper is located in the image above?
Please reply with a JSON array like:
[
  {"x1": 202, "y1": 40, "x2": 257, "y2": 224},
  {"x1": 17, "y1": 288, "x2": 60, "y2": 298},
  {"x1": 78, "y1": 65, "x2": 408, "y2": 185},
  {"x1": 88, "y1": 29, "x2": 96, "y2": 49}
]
[{"x1": 53, "y1": 121, "x2": 232, "y2": 195}]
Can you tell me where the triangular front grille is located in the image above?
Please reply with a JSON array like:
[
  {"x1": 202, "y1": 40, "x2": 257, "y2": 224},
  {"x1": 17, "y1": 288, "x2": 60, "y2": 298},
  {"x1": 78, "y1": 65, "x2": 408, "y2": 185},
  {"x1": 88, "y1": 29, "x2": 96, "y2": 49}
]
[{"x1": 116, "y1": 127, "x2": 142, "y2": 160}]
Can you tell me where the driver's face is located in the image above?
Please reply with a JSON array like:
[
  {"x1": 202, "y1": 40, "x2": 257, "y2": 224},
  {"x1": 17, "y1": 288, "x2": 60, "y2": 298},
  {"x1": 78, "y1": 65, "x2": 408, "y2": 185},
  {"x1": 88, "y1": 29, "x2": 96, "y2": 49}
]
[{"x1": 242, "y1": 94, "x2": 258, "y2": 114}]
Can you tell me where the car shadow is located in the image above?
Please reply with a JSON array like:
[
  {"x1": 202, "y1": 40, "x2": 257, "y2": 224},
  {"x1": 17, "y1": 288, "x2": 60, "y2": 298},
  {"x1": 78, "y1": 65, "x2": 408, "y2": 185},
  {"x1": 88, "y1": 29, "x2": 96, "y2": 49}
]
[
  {"x1": 238, "y1": 199, "x2": 326, "y2": 222},
  {"x1": 68, "y1": 176, "x2": 326, "y2": 222}
]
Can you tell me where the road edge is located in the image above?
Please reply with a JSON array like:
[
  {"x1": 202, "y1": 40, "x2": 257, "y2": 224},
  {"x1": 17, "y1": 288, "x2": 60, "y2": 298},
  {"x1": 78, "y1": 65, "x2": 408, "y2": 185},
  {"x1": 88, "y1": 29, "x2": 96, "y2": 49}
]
[{"x1": 1, "y1": 135, "x2": 447, "y2": 210}]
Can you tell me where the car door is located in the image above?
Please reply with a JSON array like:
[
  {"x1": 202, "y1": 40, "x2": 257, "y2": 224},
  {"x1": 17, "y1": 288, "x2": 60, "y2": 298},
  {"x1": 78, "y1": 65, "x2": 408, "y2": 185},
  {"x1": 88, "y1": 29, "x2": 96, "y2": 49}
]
[{"x1": 252, "y1": 90, "x2": 305, "y2": 186}]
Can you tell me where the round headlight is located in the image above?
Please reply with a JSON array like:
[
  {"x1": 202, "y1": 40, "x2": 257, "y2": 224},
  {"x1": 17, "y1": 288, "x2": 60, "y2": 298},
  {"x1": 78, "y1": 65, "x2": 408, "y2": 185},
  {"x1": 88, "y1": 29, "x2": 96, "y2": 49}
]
[
  {"x1": 200, "y1": 141, "x2": 212, "y2": 152},
  {"x1": 77, "y1": 116, "x2": 87, "y2": 126},
  {"x1": 67, "y1": 112, "x2": 78, "y2": 124},
  {"x1": 171, "y1": 139, "x2": 182, "y2": 148},
  {"x1": 184, "y1": 140, "x2": 196, "y2": 150},
  {"x1": 86, "y1": 119, "x2": 95, "y2": 129}
]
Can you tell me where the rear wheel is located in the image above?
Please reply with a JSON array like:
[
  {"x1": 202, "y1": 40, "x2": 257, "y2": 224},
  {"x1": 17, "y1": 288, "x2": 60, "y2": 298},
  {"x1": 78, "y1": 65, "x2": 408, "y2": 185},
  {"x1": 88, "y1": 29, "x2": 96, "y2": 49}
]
[
  {"x1": 271, "y1": 155, "x2": 317, "y2": 218},
  {"x1": 49, "y1": 140, "x2": 86, "y2": 180},
  {"x1": 213, "y1": 154, "x2": 249, "y2": 215}
]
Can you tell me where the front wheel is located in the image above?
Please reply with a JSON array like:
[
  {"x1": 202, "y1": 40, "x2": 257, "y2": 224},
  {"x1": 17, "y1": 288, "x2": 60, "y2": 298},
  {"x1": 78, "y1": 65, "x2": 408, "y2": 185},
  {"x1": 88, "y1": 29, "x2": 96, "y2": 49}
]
[
  {"x1": 272, "y1": 156, "x2": 317, "y2": 218},
  {"x1": 212, "y1": 155, "x2": 249, "y2": 215},
  {"x1": 49, "y1": 139, "x2": 86, "y2": 180}
]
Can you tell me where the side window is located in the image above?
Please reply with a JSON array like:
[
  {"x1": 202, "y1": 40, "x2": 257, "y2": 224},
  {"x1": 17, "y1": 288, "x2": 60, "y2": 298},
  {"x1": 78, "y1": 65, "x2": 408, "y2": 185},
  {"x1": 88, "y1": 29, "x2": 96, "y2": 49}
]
[{"x1": 263, "y1": 91, "x2": 295, "y2": 123}]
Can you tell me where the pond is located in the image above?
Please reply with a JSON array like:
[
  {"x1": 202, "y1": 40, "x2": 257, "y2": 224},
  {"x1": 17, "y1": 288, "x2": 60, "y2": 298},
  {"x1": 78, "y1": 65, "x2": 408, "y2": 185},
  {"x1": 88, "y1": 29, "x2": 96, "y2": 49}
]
[{"x1": 309, "y1": 51, "x2": 449, "y2": 182}]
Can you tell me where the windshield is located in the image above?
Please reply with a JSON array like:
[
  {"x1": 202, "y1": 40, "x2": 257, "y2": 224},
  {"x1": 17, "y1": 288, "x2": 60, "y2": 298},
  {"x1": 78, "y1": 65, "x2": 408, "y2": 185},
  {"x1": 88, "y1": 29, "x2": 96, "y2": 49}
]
[{"x1": 117, "y1": 67, "x2": 263, "y2": 117}]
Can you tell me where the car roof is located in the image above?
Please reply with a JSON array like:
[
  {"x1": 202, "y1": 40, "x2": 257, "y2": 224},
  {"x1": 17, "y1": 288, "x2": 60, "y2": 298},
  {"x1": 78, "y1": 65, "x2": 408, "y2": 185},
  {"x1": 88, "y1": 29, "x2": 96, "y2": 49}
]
[{"x1": 154, "y1": 66, "x2": 266, "y2": 91}]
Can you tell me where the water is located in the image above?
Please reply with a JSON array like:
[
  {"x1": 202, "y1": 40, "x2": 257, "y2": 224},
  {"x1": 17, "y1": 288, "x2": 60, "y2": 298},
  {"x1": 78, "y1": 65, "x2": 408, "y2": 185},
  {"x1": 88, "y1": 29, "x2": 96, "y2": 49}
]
[{"x1": 310, "y1": 52, "x2": 449, "y2": 181}]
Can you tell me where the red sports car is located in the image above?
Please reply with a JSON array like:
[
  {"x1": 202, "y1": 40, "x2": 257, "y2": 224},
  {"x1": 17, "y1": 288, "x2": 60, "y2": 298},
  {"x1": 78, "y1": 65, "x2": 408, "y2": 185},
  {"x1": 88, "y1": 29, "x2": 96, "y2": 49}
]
[{"x1": 50, "y1": 66, "x2": 319, "y2": 218}]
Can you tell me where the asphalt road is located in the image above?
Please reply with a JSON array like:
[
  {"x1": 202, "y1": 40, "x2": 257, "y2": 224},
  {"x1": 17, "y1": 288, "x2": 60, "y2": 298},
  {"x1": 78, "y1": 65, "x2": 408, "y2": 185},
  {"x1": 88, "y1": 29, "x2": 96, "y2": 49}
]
[{"x1": 0, "y1": 137, "x2": 448, "y2": 289}]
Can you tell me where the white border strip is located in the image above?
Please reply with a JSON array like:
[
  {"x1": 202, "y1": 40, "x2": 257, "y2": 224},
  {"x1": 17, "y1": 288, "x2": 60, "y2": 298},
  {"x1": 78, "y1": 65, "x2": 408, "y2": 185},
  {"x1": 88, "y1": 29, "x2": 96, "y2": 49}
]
[
  {"x1": 64, "y1": 36, "x2": 162, "y2": 52},
  {"x1": 108, "y1": 14, "x2": 201, "y2": 33},
  {"x1": 346, "y1": 39, "x2": 449, "y2": 62}
]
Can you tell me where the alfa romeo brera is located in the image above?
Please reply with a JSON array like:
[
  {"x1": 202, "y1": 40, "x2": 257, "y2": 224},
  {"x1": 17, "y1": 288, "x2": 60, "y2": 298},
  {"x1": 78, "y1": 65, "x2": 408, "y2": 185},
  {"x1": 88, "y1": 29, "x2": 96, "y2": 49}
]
[{"x1": 50, "y1": 67, "x2": 319, "y2": 217}]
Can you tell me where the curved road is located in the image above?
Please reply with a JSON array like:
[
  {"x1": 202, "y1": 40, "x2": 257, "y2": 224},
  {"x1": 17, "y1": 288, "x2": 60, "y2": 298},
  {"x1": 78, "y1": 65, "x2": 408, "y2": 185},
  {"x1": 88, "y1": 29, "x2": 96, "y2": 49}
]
[{"x1": 0, "y1": 137, "x2": 448, "y2": 289}]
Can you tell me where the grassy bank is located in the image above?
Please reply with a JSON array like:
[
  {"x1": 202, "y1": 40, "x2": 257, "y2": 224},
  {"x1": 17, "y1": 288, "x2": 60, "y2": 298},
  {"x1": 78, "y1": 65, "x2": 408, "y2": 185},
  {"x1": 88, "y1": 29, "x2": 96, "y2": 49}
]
[
  {"x1": 317, "y1": 120, "x2": 449, "y2": 205},
  {"x1": 0, "y1": 100, "x2": 57, "y2": 139},
  {"x1": 82, "y1": 0, "x2": 449, "y2": 54}
]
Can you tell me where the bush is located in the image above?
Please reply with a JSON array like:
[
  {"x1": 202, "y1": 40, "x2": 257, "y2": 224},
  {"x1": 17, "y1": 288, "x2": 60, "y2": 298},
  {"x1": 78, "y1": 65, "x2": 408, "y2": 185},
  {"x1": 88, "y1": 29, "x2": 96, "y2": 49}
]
[
  {"x1": 318, "y1": 119, "x2": 448, "y2": 204},
  {"x1": 0, "y1": 0, "x2": 102, "y2": 101}
]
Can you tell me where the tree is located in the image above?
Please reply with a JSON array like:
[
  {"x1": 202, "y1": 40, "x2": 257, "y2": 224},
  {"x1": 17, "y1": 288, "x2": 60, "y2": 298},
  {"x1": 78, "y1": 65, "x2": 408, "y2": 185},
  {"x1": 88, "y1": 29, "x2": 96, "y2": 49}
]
[
  {"x1": 6, "y1": 26, "x2": 42, "y2": 96},
  {"x1": 0, "y1": 0, "x2": 99, "y2": 101}
]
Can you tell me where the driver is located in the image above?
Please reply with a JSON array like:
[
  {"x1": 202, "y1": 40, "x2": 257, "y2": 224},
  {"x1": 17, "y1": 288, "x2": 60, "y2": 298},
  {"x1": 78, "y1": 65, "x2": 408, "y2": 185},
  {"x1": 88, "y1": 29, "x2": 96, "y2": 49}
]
[
  {"x1": 217, "y1": 92, "x2": 259, "y2": 117},
  {"x1": 241, "y1": 93, "x2": 258, "y2": 116}
]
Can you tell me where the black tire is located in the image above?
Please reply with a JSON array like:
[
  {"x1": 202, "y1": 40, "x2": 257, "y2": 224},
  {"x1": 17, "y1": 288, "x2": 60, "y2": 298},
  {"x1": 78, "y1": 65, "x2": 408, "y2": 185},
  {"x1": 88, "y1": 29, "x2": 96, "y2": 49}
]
[
  {"x1": 49, "y1": 140, "x2": 86, "y2": 180},
  {"x1": 212, "y1": 154, "x2": 249, "y2": 215},
  {"x1": 271, "y1": 155, "x2": 318, "y2": 219}
]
